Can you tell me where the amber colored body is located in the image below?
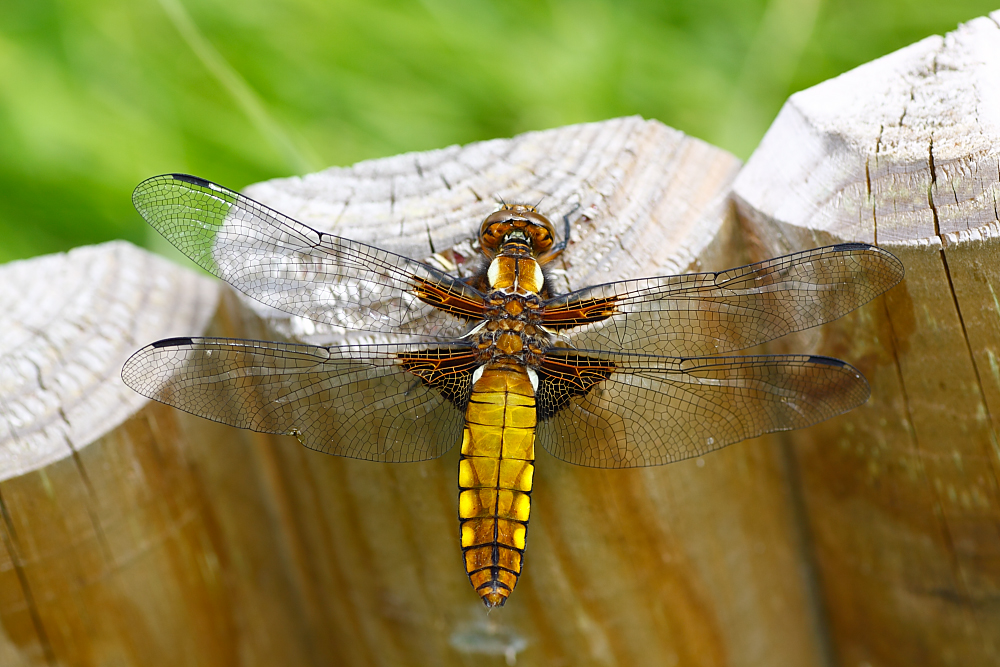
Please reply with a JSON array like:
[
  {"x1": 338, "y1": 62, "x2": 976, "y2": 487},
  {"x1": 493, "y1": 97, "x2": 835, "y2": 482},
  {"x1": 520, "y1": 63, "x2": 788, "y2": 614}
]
[
  {"x1": 459, "y1": 367, "x2": 535, "y2": 606},
  {"x1": 458, "y1": 205, "x2": 558, "y2": 607}
]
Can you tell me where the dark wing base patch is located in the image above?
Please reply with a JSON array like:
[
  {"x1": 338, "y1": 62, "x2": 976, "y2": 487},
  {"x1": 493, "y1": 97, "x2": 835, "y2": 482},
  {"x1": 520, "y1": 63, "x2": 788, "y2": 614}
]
[
  {"x1": 535, "y1": 352, "x2": 616, "y2": 420},
  {"x1": 411, "y1": 277, "x2": 487, "y2": 322},
  {"x1": 540, "y1": 296, "x2": 619, "y2": 330},
  {"x1": 396, "y1": 347, "x2": 478, "y2": 410}
]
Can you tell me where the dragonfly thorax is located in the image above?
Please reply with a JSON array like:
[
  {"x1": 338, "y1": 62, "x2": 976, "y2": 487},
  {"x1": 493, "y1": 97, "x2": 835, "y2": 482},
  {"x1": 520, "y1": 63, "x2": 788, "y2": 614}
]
[
  {"x1": 487, "y1": 254, "x2": 544, "y2": 293},
  {"x1": 474, "y1": 290, "x2": 549, "y2": 367},
  {"x1": 486, "y1": 226, "x2": 546, "y2": 294}
]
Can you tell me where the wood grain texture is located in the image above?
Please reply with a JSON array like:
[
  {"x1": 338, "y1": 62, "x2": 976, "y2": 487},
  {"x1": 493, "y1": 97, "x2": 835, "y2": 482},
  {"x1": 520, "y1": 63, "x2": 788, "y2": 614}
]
[
  {"x1": 733, "y1": 13, "x2": 1000, "y2": 667},
  {"x1": 0, "y1": 245, "x2": 319, "y2": 666},
  {"x1": 0, "y1": 242, "x2": 216, "y2": 479},
  {"x1": 244, "y1": 117, "x2": 746, "y2": 345},
  {"x1": 235, "y1": 117, "x2": 824, "y2": 667},
  {"x1": 0, "y1": 118, "x2": 831, "y2": 666}
]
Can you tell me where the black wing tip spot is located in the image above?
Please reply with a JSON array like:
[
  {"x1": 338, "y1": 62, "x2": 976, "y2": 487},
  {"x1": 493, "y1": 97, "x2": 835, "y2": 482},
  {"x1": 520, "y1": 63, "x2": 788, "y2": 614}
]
[
  {"x1": 133, "y1": 173, "x2": 214, "y2": 205},
  {"x1": 831, "y1": 242, "x2": 873, "y2": 252},
  {"x1": 170, "y1": 173, "x2": 212, "y2": 188},
  {"x1": 151, "y1": 337, "x2": 195, "y2": 348},
  {"x1": 808, "y1": 355, "x2": 847, "y2": 368}
]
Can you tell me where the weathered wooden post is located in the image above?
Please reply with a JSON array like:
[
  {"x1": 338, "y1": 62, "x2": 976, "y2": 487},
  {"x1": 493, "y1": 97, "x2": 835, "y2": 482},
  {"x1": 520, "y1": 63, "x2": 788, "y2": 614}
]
[
  {"x1": 1, "y1": 12, "x2": 998, "y2": 666},
  {"x1": 0, "y1": 245, "x2": 322, "y2": 665},
  {"x1": 733, "y1": 13, "x2": 1000, "y2": 667}
]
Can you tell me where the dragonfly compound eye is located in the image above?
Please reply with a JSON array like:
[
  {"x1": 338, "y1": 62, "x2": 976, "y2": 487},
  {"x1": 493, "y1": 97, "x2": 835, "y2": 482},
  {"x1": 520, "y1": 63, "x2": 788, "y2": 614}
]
[{"x1": 480, "y1": 206, "x2": 557, "y2": 256}]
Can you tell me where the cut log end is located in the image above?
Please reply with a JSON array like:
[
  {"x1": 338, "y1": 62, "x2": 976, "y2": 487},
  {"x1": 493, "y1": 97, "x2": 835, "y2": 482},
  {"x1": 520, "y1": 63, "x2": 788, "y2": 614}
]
[
  {"x1": 0, "y1": 241, "x2": 218, "y2": 479},
  {"x1": 4, "y1": 119, "x2": 819, "y2": 667},
  {"x1": 5, "y1": 9, "x2": 1000, "y2": 659},
  {"x1": 733, "y1": 12, "x2": 1000, "y2": 667}
]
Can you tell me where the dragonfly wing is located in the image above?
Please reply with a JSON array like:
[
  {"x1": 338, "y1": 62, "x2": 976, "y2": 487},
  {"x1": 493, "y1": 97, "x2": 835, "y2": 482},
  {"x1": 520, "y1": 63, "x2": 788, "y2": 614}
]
[
  {"x1": 133, "y1": 174, "x2": 485, "y2": 338},
  {"x1": 534, "y1": 350, "x2": 869, "y2": 468},
  {"x1": 543, "y1": 244, "x2": 903, "y2": 356},
  {"x1": 122, "y1": 337, "x2": 477, "y2": 462}
]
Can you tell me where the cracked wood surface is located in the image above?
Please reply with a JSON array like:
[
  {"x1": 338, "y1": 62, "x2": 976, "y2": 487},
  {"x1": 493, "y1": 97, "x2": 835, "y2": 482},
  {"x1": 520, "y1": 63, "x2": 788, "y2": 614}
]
[
  {"x1": 233, "y1": 117, "x2": 825, "y2": 667},
  {"x1": 0, "y1": 245, "x2": 319, "y2": 666},
  {"x1": 733, "y1": 12, "x2": 1000, "y2": 667},
  {"x1": 7, "y1": 14, "x2": 1000, "y2": 658},
  {"x1": 0, "y1": 118, "x2": 834, "y2": 666}
]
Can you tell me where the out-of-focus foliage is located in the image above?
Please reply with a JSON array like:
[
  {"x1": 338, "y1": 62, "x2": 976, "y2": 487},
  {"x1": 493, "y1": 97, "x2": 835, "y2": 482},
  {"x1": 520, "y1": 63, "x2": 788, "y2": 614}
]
[{"x1": 1, "y1": 0, "x2": 995, "y2": 262}]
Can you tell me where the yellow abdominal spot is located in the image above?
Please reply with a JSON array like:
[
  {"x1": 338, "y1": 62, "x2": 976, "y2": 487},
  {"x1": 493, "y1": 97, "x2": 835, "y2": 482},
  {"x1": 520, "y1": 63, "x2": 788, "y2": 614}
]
[
  {"x1": 458, "y1": 456, "x2": 500, "y2": 487},
  {"x1": 498, "y1": 459, "x2": 533, "y2": 492}
]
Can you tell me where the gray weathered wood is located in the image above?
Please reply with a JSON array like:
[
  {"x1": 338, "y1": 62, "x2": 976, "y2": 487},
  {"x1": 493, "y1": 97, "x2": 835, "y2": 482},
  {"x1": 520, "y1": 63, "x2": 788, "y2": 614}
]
[
  {"x1": 0, "y1": 118, "x2": 832, "y2": 666},
  {"x1": 0, "y1": 245, "x2": 319, "y2": 666},
  {"x1": 236, "y1": 117, "x2": 825, "y2": 667},
  {"x1": 733, "y1": 12, "x2": 1000, "y2": 667},
  {"x1": 0, "y1": 242, "x2": 218, "y2": 480}
]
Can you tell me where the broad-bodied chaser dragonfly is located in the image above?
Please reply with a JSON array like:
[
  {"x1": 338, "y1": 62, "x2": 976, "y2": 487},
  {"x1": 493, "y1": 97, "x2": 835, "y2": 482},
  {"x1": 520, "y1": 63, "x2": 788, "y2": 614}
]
[{"x1": 123, "y1": 174, "x2": 903, "y2": 607}]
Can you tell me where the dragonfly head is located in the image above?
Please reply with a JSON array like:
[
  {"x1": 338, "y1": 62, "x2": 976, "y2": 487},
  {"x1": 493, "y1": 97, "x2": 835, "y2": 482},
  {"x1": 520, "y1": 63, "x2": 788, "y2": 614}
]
[{"x1": 479, "y1": 204, "x2": 557, "y2": 259}]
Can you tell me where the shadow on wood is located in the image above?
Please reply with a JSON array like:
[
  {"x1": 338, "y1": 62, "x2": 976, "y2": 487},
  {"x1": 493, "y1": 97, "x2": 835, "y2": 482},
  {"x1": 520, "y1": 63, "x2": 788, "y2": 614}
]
[{"x1": 733, "y1": 12, "x2": 1000, "y2": 667}]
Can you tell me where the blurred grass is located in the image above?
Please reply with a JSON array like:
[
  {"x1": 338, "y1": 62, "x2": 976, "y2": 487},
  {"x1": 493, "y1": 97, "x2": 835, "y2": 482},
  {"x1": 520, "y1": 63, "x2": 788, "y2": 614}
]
[{"x1": 0, "y1": 0, "x2": 995, "y2": 262}]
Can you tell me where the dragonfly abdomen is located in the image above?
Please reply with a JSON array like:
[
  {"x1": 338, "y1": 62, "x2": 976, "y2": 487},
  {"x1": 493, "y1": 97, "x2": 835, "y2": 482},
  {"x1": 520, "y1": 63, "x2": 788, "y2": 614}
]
[{"x1": 458, "y1": 365, "x2": 535, "y2": 608}]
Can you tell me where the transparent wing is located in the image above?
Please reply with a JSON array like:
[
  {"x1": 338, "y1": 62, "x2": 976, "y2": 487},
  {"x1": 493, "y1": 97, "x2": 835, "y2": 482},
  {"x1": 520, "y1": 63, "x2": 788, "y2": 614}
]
[
  {"x1": 543, "y1": 244, "x2": 903, "y2": 356},
  {"x1": 133, "y1": 174, "x2": 485, "y2": 338},
  {"x1": 535, "y1": 350, "x2": 869, "y2": 468},
  {"x1": 121, "y1": 337, "x2": 477, "y2": 462}
]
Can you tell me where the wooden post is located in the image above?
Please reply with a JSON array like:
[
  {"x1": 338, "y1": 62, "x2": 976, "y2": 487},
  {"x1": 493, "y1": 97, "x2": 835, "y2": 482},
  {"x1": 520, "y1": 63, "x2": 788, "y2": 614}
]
[
  {"x1": 733, "y1": 13, "x2": 1000, "y2": 667},
  {"x1": 5, "y1": 11, "x2": 1000, "y2": 661},
  {"x1": 0, "y1": 244, "x2": 327, "y2": 666},
  {"x1": 1, "y1": 117, "x2": 829, "y2": 666}
]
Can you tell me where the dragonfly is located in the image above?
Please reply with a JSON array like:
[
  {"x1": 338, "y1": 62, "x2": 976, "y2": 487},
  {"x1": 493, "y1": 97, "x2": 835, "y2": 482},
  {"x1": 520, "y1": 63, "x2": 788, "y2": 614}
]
[{"x1": 122, "y1": 173, "x2": 903, "y2": 608}]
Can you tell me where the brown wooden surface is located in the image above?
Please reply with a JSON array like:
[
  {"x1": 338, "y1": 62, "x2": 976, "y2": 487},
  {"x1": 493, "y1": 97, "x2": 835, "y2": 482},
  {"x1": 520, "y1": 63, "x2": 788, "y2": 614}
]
[
  {"x1": 216, "y1": 117, "x2": 827, "y2": 667},
  {"x1": 0, "y1": 118, "x2": 834, "y2": 666},
  {"x1": 0, "y1": 245, "x2": 318, "y2": 666},
  {"x1": 7, "y1": 13, "x2": 1000, "y2": 660},
  {"x1": 733, "y1": 13, "x2": 1000, "y2": 667}
]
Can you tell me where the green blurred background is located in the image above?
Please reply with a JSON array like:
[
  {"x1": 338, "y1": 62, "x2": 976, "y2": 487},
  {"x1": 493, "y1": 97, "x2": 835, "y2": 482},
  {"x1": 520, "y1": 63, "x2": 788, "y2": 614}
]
[{"x1": 2, "y1": 0, "x2": 996, "y2": 263}]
